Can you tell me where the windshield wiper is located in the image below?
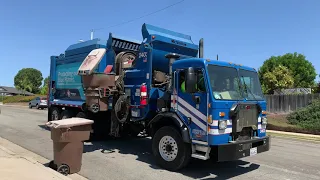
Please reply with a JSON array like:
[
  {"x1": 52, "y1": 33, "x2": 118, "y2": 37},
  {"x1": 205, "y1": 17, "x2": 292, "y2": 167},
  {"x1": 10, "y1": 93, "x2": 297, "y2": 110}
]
[{"x1": 241, "y1": 76, "x2": 258, "y2": 102}]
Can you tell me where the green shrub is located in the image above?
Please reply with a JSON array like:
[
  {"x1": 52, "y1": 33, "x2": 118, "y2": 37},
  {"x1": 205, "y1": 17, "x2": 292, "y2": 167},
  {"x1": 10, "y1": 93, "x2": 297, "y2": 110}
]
[
  {"x1": 287, "y1": 99, "x2": 320, "y2": 131},
  {"x1": 2, "y1": 95, "x2": 45, "y2": 104}
]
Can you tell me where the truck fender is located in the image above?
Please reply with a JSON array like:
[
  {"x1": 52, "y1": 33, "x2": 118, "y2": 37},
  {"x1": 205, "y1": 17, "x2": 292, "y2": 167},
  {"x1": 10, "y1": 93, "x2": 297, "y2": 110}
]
[{"x1": 148, "y1": 112, "x2": 191, "y2": 143}]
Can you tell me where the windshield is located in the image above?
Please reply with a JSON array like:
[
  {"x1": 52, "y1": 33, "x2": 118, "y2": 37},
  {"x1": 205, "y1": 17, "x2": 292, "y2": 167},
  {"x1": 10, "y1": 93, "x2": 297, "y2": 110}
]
[
  {"x1": 207, "y1": 65, "x2": 242, "y2": 100},
  {"x1": 207, "y1": 65, "x2": 264, "y2": 101},
  {"x1": 239, "y1": 69, "x2": 264, "y2": 100}
]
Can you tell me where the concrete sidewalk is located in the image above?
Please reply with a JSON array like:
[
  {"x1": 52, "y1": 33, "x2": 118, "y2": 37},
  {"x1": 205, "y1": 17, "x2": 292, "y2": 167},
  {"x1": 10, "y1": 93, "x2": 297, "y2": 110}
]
[
  {"x1": 0, "y1": 145, "x2": 71, "y2": 180},
  {"x1": 0, "y1": 137, "x2": 87, "y2": 180}
]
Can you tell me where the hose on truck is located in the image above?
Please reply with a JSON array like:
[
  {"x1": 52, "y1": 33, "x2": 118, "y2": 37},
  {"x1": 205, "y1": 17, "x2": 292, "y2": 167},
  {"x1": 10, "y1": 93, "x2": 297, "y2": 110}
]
[
  {"x1": 114, "y1": 51, "x2": 137, "y2": 92},
  {"x1": 114, "y1": 52, "x2": 135, "y2": 123}
]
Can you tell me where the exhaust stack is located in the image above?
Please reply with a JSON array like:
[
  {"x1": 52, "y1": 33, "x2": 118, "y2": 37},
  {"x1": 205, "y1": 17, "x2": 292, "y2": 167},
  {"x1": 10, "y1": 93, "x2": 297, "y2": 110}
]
[{"x1": 199, "y1": 38, "x2": 204, "y2": 58}]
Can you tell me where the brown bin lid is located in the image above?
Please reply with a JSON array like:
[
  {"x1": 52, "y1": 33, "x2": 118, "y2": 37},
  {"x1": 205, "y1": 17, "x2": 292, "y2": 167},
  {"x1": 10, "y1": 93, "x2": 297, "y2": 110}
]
[
  {"x1": 78, "y1": 48, "x2": 106, "y2": 75},
  {"x1": 46, "y1": 118, "x2": 94, "y2": 129}
]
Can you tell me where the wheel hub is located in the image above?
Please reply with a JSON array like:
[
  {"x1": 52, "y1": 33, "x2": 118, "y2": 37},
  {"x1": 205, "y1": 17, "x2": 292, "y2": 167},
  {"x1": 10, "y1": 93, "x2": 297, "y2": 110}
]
[
  {"x1": 52, "y1": 111, "x2": 58, "y2": 120},
  {"x1": 159, "y1": 136, "x2": 178, "y2": 162}
]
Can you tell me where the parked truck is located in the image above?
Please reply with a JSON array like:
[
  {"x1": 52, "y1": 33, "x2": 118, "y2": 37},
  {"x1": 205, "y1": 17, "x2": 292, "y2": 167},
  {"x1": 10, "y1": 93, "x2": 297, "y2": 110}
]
[{"x1": 48, "y1": 23, "x2": 270, "y2": 171}]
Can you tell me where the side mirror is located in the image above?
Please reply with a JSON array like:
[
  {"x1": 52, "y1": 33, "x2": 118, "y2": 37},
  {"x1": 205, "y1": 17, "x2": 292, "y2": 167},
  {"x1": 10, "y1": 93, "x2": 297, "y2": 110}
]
[{"x1": 185, "y1": 67, "x2": 197, "y2": 93}]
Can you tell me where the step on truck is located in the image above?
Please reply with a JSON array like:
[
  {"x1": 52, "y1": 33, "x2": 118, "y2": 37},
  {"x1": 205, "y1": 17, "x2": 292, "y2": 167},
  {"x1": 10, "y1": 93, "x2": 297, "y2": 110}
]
[{"x1": 48, "y1": 23, "x2": 270, "y2": 171}]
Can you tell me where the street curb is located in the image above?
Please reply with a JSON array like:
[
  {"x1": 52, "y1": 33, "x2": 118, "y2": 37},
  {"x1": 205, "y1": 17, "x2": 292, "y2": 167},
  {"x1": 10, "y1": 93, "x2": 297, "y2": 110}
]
[
  {"x1": 267, "y1": 131, "x2": 320, "y2": 143},
  {"x1": 22, "y1": 156, "x2": 73, "y2": 180}
]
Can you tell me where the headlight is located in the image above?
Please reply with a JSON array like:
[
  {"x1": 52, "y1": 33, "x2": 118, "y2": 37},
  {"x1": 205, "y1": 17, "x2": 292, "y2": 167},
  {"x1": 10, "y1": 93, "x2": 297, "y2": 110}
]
[
  {"x1": 262, "y1": 117, "x2": 267, "y2": 125},
  {"x1": 219, "y1": 120, "x2": 227, "y2": 130}
]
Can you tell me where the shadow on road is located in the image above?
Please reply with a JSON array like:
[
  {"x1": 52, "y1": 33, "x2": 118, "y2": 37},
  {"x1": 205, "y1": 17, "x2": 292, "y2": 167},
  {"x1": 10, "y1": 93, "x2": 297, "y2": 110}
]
[
  {"x1": 83, "y1": 137, "x2": 260, "y2": 179},
  {"x1": 38, "y1": 125, "x2": 50, "y2": 131}
]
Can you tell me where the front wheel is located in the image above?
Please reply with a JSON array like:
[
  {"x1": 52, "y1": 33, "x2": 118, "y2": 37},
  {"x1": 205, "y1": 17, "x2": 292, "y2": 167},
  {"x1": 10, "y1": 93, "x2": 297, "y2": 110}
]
[{"x1": 152, "y1": 126, "x2": 191, "y2": 171}]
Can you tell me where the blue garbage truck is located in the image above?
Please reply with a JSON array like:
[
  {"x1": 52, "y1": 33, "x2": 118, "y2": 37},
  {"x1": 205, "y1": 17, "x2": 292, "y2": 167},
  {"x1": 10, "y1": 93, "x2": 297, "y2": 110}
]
[{"x1": 48, "y1": 23, "x2": 270, "y2": 171}]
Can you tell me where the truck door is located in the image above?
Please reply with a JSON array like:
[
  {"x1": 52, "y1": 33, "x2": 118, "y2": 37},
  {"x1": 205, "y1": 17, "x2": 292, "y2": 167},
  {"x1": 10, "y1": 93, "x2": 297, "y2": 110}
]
[{"x1": 176, "y1": 69, "x2": 208, "y2": 142}]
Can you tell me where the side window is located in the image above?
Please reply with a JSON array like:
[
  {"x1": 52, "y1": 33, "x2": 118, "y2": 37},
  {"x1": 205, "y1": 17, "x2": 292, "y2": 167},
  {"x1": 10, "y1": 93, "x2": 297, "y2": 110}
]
[
  {"x1": 196, "y1": 70, "x2": 206, "y2": 92},
  {"x1": 179, "y1": 69, "x2": 206, "y2": 93},
  {"x1": 179, "y1": 70, "x2": 186, "y2": 93},
  {"x1": 36, "y1": 97, "x2": 40, "y2": 100}
]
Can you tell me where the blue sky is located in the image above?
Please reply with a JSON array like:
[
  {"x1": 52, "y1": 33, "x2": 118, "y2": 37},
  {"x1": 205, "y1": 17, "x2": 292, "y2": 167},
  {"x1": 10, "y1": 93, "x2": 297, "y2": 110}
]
[{"x1": 0, "y1": 0, "x2": 319, "y2": 86}]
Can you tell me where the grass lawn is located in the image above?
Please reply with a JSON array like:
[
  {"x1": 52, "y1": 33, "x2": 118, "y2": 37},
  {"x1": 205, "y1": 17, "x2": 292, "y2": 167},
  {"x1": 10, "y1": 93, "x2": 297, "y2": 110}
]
[
  {"x1": 267, "y1": 113, "x2": 320, "y2": 135},
  {"x1": 267, "y1": 114, "x2": 296, "y2": 128}
]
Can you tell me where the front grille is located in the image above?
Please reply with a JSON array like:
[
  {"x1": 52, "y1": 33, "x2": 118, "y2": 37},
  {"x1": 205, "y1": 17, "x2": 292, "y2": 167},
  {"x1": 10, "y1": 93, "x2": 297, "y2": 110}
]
[
  {"x1": 230, "y1": 103, "x2": 260, "y2": 141},
  {"x1": 235, "y1": 104, "x2": 259, "y2": 132}
]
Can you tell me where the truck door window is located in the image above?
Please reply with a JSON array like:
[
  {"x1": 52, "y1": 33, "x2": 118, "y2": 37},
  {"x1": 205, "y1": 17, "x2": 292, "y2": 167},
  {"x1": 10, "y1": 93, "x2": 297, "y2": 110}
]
[
  {"x1": 179, "y1": 71, "x2": 186, "y2": 93},
  {"x1": 196, "y1": 70, "x2": 206, "y2": 92},
  {"x1": 179, "y1": 69, "x2": 206, "y2": 93}
]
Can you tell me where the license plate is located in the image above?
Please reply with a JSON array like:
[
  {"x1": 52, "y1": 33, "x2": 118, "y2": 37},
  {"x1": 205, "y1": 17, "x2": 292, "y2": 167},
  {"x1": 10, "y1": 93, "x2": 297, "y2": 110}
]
[
  {"x1": 131, "y1": 109, "x2": 140, "y2": 117},
  {"x1": 250, "y1": 147, "x2": 257, "y2": 156}
]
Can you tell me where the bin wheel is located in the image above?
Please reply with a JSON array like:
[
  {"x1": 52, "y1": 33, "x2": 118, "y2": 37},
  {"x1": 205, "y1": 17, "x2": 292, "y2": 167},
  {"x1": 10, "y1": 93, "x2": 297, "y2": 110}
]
[{"x1": 57, "y1": 164, "x2": 70, "y2": 176}]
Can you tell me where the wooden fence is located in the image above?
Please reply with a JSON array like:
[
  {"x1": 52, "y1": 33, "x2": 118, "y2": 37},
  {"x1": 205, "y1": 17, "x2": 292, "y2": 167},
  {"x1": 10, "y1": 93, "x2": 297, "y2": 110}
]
[{"x1": 264, "y1": 93, "x2": 320, "y2": 113}]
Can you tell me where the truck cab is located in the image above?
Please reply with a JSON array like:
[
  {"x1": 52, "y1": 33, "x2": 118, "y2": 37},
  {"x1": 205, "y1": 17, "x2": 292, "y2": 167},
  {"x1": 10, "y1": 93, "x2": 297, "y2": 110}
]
[{"x1": 148, "y1": 55, "x2": 270, "y2": 170}]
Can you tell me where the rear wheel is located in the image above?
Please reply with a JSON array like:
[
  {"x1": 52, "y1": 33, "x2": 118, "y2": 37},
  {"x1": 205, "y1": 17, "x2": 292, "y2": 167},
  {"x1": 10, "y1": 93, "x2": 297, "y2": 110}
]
[
  {"x1": 152, "y1": 126, "x2": 191, "y2": 171},
  {"x1": 60, "y1": 110, "x2": 73, "y2": 119},
  {"x1": 76, "y1": 112, "x2": 87, "y2": 118},
  {"x1": 36, "y1": 104, "x2": 39, "y2": 109},
  {"x1": 50, "y1": 107, "x2": 60, "y2": 121}
]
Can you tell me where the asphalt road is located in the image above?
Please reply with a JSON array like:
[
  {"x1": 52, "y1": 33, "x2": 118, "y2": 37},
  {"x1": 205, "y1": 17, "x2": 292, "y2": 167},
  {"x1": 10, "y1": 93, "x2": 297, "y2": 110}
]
[{"x1": 0, "y1": 105, "x2": 319, "y2": 180}]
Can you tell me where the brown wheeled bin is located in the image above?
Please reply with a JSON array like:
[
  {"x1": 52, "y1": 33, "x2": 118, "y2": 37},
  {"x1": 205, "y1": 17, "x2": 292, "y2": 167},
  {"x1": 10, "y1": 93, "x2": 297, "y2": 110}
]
[{"x1": 46, "y1": 118, "x2": 94, "y2": 175}]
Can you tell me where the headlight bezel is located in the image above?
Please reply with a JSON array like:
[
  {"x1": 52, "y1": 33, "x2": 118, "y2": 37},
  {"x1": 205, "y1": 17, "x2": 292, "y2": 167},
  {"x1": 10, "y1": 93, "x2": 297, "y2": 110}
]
[
  {"x1": 218, "y1": 120, "x2": 228, "y2": 130},
  {"x1": 261, "y1": 117, "x2": 268, "y2": 125}
]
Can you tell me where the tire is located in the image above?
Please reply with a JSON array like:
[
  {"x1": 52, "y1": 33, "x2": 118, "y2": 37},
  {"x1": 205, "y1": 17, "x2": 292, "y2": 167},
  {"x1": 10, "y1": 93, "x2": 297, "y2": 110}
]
[
  {"x1": 29, "y1": 103, "x2": 32, "y2": 109},
  {"x1": 36, "y1": 104, "x2": 39, "y2": 109},
  {"x1": 50, "y1": 107, "x2": 60, "y2": 121},
  {"x1": 152, "y1": 126, "x2": 191, "y2": 171},
  {"x1": 60, "y1": 110, "x2": 73, "y2": 119},
  {"x1": 76, "y1": 112, "x2": 87, "y2": 118}
]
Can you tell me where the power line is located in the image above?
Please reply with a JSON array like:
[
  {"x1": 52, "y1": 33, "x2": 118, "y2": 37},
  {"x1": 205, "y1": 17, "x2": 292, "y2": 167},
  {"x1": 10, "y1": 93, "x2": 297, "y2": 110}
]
[{"x1": 91, "y1": 0, "x2": 185, "y2": 34}]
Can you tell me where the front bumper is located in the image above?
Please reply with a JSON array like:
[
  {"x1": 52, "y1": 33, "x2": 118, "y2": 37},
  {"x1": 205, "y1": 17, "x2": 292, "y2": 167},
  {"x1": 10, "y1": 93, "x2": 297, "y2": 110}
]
[{"x1": 211, "y1": 136, "x2": 270, "y2": 162}]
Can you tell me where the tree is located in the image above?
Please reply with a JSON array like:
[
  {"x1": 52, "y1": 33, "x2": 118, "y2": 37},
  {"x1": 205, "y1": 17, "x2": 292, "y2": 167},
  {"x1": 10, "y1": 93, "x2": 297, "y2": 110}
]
[
  {"x1": 40, "y1": 76, "x2": 50, "y2": 95},
  {"x1": 259, "y1": 52, "x2": 317, "y2": 93},
  {"x1": 14, "y1": 68, "x2": 43, "y2": 94},
  {"x1": 261, "y1": 65, "x2": 294, "y2": 94}
]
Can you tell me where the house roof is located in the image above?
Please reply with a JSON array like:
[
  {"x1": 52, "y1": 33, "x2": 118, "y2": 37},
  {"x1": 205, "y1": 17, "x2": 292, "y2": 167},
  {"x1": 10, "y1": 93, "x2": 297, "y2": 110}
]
[{"x1": 0, "y1": 86, "x2": 34, "y2": 96}]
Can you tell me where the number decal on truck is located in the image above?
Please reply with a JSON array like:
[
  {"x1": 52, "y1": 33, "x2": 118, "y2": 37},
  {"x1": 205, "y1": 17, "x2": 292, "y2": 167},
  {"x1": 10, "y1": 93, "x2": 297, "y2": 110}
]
[{"x1": 139, "y1": 52, "x2": 147, "y2": 58}]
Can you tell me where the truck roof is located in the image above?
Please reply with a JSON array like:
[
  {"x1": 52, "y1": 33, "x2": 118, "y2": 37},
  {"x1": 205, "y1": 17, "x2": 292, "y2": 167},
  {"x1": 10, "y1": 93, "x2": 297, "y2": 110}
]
[
  {"x1": 64, "y1": 38, "x2": 107, "y2": 57},
  {"x1": 173, "y1": 58, "x2": 257, "y2": 72}
]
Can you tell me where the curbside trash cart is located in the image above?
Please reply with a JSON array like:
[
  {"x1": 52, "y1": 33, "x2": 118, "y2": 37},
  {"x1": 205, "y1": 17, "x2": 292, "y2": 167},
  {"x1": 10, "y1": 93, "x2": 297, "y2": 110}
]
[{"x1": 46, "y1": 117, "x2": 94, "y2": 175}]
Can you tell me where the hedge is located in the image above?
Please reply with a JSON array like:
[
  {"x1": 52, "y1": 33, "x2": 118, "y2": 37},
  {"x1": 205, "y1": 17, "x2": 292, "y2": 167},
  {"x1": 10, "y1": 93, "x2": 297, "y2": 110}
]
[
  {"x1": 1, "y1": 95, "x2": 45, "y2": 104},
  {"x1": 287, "y1": 99, "x2": 320, "y2": 132}
]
